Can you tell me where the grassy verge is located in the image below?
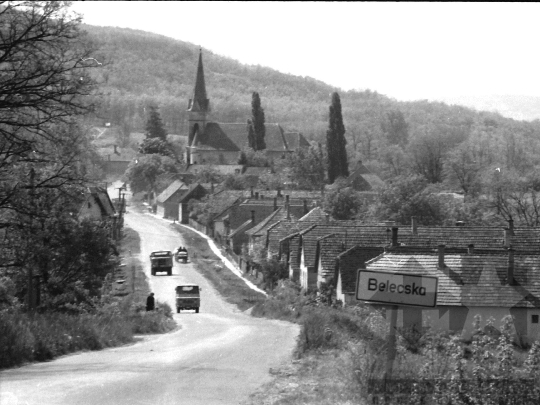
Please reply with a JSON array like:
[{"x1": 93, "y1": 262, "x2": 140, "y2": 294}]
[
  {"x1": 0, "y1": 225, "x2": 176, "y2": 370},
  {"x1": 170, "y1": 223, "x2": 266, "y2": 311},
  {"x1": 244, "y1": 282, "x2": 540, "y2": 404}
]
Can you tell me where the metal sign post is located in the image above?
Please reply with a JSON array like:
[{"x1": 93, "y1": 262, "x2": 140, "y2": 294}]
[{"x1": 356, "y1": 269, "x2": 438, "y2": 395}]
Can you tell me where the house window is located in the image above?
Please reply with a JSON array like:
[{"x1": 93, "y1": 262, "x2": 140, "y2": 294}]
[{"x1": 532, "y1": 315, "x2": 539, "y2": 324}]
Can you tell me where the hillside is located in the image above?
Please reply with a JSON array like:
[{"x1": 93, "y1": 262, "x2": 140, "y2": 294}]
[
  {"x1": 437, "y1": 94, "x2": 540, "y2": 122},
  {"x1": 84, "y1": 24, "x2": 540, "y2": 187}
]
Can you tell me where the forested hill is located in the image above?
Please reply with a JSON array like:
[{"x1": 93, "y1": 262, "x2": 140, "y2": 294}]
[{"x1": 85, "y1": 24, "x2": 540, "y2": 183}]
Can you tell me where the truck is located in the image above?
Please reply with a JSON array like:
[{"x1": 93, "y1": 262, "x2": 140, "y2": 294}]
[
  {"x1": 175, "y1": 284, "x2": 201, "y2": 313},
  {"x1": 150, "y1": 251, "x2": 173, "y2": 276}
]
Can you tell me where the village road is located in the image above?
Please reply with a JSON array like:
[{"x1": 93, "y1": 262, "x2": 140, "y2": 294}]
[{"x1": 0, "y1": 190, "x2": 299, "y2": 405}]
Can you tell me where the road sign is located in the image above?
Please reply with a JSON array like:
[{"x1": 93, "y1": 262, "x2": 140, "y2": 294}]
[{"x1": 356, "y1": 269, "x2": 438, "y2": 307}]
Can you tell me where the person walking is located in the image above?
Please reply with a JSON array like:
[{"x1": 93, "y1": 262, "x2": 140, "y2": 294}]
[{"x1": 146, "y1": 292, "x2": 155, "y2": 311}]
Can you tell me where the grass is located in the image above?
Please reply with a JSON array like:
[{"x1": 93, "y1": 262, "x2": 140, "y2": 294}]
[
  {"x1": 0, "y1": 225, "x2": 176, "y2": 370},
  {"x1": 170, "y1": 222, "x2": 266, "y2": 311}
]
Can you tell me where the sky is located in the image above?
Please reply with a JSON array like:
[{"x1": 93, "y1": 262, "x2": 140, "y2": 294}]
[{"x1": 70, "y1": 2, "x2": 540, "y2": 102}]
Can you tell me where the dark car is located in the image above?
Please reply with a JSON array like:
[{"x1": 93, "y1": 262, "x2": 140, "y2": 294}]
[
  {"x1": 175, "y1": 284, "x2": 201, "y2": 313},
  {"x1": 150, "y1": 251, "x2": 173, "y2": 276}
]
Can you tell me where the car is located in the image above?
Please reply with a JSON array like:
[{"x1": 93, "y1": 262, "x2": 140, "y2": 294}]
[
  {"x1": 150, "y1": 250, "x2": 173, "y2": 276},
  {"x1": 175, "y1": 284, "x2": 201, "y2": 313}
]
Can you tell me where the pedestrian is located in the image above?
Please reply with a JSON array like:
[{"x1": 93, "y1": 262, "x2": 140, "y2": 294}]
[{"x1": 146, "y1": 292, "x2": 155, "y2": 311}]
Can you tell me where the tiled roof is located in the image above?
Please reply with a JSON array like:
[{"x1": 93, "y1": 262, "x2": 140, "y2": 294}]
[
  {"x1": 396, "y1": 226, "x2": 540, "y2": 252},
  {"x1": 88, "y1": 187, "x2": 116, "y2": 217},
  {"x1": 282, "y1": 132, "x2": 311, "y2": 150},
  {"x1": 156, "y1": 180, "x2": 187, "y2": 204},
  {"x1": 195, "y1": 123, "x2": 240, "y2": 151},
  {"x1": 337, "y1": 246, "x2": 386, "y2": 293},
  {"x1": 245, "y1": 207, "x2": 292, "y2": 237},
  {"x1": 229, "y1": 219, "x2": 254, "y2": 238},
  {"x1": 302, "y1": 225, "x2": 394, "y2": 269},
  {"x1": 365, "y1": 252, "x2": 540, "y2": 308}
]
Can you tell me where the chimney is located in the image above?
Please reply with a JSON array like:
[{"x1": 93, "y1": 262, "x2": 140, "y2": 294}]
[
  {"x1": 326, "y1": 214, "x2": 330, "y2": 224},
  {"x1": 277, "y1": 188, "x2": 282, "y2": 197},
  {"x1": 438, "y1": 244, "x2": 446, "y2": 269},
  {"x1": 508, "y1": 219, "x2": 514, "y2": 235},
  {"x1": 507, "y1": 247, "x2": 515, "y2": 285},
  {"x1": 251, "y1": 210, "x2": 255, "y2": 224},
  {"x1": 468, "y1": 244, "x2": 475, "y2": 254},
  {"x1": 255, "y1": 192, "x2": 259, "y2": 200},
  {"x1": 391, "y1": 227, "x2": 399, "y2": 247},
  {"x1": 113, "y1": 145, "x2": 119, "y2": 155},
  {"x1": 285, "y1": 195, "x2": 290, "y2": 220},
  {"x1": 273, "y1": 197, "x2": 278, "y2": 211},
  {"x1": 250, "y1": 187, "x2": 254, "y2": 198},
  {"x1": 504, "y1": 228, "x2": 512, "y2": 247},
  {"x1": 303, "y1": 199, "x2": 308, "y2": 215},
  {"x1": 411, "y1": 216, "x2": 418, "y2": 235}
]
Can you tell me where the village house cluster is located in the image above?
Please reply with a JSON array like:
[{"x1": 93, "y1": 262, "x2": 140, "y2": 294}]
[{"x1": 102, "y1": 51, "x2": 540, "y2": 345}]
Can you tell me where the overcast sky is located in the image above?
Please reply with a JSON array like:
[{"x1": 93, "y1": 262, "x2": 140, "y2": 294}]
[{"x1": 70, "y1": 2, "x2": 540, "y2": 102}]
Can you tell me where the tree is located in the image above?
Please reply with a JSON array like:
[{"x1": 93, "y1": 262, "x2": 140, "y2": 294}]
[
  {"x1": 0, "y1": 2, "x2": 100, "y2": 216},
  {"x1": 238, "y1": 150, "x2": 248, "y2": 165},
  {"x1": 144, "y1": 106, "x2": 168, "y2": 141},
  {"x1": 369, "y1": 175, "x2": 447, "y2": 225},
  {"x1": 124, "y1": 154, "x2": 177, "y2": 196},
  {"x1": 326, "y1": 92, "x2": 349, "y2": 183},
  {"x1": 381, "y1": 110, "x2": 409, "y2": 146},
  {"x1": 280, "y1": 145, "x2": 326, "y2": 190},
  {"x1": 247, "y1": 120, "x2": 256, "y2": 150},
  {"x1": 486, "y1": 168, "x2": 540, "y2": 227},
  {"x1": 251, "y1": 92, "x2": 266, "y2": 151},
  {"x1": 138, "y1": 137, "x2": 174, "y2": 157},
  {"x1": 323, "y1": 180, "x2": 364, "y2": 220}
]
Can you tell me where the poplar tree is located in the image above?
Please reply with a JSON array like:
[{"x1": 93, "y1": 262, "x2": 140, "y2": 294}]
[
  {"x1": 247, "y1": 119, "x2": 256, "y2": 149},
  {"x1": 326, "y1": 92, "x2": 349, "y2": 183},
  {"x1": 251, "y1": 92, "x2": 266, "y2": 151},
  {"x1": 145, "y1": 106, "x2": 168, "y2": 140}
]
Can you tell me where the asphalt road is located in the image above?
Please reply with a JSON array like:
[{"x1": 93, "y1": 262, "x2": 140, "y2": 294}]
[{"x1": 0, "y1": 193, "x2": 300, "y2": 405}]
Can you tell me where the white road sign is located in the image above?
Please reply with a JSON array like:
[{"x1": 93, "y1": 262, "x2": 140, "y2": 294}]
[{"x1": 356, "y1": 270, "x2": 438, "y2": 307}]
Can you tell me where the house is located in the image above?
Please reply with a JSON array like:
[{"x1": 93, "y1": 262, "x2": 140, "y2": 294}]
[
  {"x1": 297, "y1": 224, "x2": 392, "y2": 290},
  {"x1": 346, "y1": 160, "x2": 385, "y2": 192},
  {"x1": 184, "y1": 50, "x2": 310, "y2": 166},
  {"x1": 78, "y1": 187, "x2": 116, "y2": 221},
  {"x1": 156, "y1": 180, "x2": 207, "y2": 222},
  {"x1": 101, "y1": 145, "x2": 137, "y2": 176},
  {"x1": 78, "y1": 186, "x2": 119, "y2": 239},
  {"x1": 361, "y1": 247, "x2": 540, "y2": 344},
  {"x1": 213, "y1": 194, "x2": 312, "y2": 255}
]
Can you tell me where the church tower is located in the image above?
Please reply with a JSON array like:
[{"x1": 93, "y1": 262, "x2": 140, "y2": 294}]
[{"x1": 186, "y1": 48, "x2": 210, "y2": 164}]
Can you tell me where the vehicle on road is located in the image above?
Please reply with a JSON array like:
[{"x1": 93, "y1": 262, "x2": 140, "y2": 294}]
[
  {"x1": 175, "y1": 247, "x2": 188, "y2": 263},
  {"x1": 150, "y1": 251, "x2": 173, "y2": 276},
  {"x1": 175, "y1": 284, "x2": 201, "y2": 313}
]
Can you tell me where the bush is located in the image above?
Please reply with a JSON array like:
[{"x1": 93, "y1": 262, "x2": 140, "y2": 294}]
[{"x1": 0, "y1": 300, "x2": 176, "y2": 370}]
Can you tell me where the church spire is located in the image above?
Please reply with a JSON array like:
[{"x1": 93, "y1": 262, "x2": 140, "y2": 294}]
[{"x1": 188, "y1": 47, "x2": 209, "y2": 112}]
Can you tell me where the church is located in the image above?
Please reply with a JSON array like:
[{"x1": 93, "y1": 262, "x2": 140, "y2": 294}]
[{"x1": 185, "y1": 50, "x2": 311, "y2": 166}]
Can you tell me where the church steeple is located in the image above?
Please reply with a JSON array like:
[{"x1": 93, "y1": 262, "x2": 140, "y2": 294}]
[
  {"x1": 188, "y1": 48, "x2": 209, "y2": 113},
  {"x1": 186, "y1": 48, "x2": 210, "y2": 165}
]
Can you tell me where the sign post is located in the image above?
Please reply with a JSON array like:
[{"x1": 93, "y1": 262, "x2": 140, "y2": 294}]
[{"x1": 356, "y1": 269, "x2": 438, "y2": 392}]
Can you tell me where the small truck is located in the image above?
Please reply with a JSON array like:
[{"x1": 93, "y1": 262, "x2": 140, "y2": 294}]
[
  {"x1": 150, "y1": 251, "x2": 173, "y2": 276},
  {"x1": 175, "y1": 284, "x2": 201, "y2": 313}
]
